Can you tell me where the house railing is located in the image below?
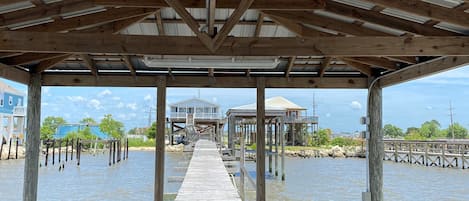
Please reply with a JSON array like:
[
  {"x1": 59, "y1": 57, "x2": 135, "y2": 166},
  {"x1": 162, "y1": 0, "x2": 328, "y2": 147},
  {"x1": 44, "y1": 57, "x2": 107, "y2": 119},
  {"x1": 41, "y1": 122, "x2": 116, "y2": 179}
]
[
  {"x1": 284, "y1": 116, "x2": 318, "y2": 124},
  {"x1": 170, "y1": 112, "x2": 221, "y2": 120},
  {"x1": 13, "y1": 106, "x2": 25, "y2": 116}
]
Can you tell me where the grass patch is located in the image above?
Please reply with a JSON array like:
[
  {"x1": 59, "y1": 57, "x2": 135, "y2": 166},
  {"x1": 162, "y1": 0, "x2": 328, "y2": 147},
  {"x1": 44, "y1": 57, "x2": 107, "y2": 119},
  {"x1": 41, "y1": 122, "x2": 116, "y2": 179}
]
[{"x1": 127, "y1": 138, "x2": 155, "y2": 147}]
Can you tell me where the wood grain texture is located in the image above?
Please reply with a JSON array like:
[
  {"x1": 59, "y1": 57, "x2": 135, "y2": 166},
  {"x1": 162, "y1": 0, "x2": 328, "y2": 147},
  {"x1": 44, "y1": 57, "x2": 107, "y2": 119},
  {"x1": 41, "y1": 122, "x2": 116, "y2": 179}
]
[
  {"x1": 256, "y1": 77, "x2": 266, "y2": 201},
  {"x1": 368, "y1": 81, "x2": 383, "y2": 201}
]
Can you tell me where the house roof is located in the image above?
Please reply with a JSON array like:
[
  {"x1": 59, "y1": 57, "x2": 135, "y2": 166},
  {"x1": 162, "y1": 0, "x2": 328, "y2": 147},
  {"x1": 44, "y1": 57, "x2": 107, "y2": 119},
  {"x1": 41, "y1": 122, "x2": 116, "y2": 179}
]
[
  {"x1": 229, "y1": 96, "x2": 306, "y2": 113},
  {"x1": 0, "y1": 80, "x2": 24, "y2": 96},
  {"x1": 169, "y1": 97, "x2": 219, "y2": 107}
]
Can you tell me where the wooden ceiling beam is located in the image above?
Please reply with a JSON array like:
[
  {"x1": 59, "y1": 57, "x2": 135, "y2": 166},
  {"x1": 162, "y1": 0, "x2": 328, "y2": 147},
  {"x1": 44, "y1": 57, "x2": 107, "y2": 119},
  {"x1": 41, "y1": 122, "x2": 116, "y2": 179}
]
[
  {"x1": 143, "y1": 18, "x2": 277, "y2": 26},
  {"x1": 76, "y1": 13, "x2": 154, "y2": 34},
  {"x1": 265, "y1": 14, "x2": 333, "y2": 37},
  {"x1": 318, "y1": 57, "x2": 332, "y2": 77},
  {"x1": 80, "y1": 54, "x2": 98, "y2": 76},
  {"x1": 41, "y1": 74, "x2": 368, "y2": 88},
  {"x1": 0, "y1": 62, "x2": 30, "y2": 84},
  {"x1": 122, "y1": 55, "x2": 136, "y2": 76},
  {"x1": 324, "y1": 0, "x2": 459, "y2": 36},
  {"x1": 2, "y1": 31, "x2": 469, "y2": 56},
  {"x1": 345, "y1": 57, "x2": 399, "y2": 71},
  {"x1": 19, "y1": 7, "x2": 155, "y2": 32},
  {"x1": 254, "y1": 13, "x2": 264, "y2": 37},
  {"x1": 0, "y1": 1, "x2": 26, "y2": 7},
  {"x1": 0, "y1": 0, "x2": 96, "y2": 28},
  {"x1": 164, "y1": 0, "x2": 214, "y2": 51},
  {"x1": 207, "y1": 0, "x2": 216, "y2": 36},
  {"x1": 384, "y1": 56, "x2": 417, "y2": 65},
  {"x1": 0, "y1": 52, "x2": 23, "y2": 59},
  {"x1": 339, "y1": 58, "x2": 372, "y2": 76},
  {"x1": 1, "y1": 53, "x2": 66, "y2": 65},
  {"x1": 155, "y1": 10, "x2": 165, "y2": 35},
  {"x1": 363, "y1": 0, "x2": 469, "y2": 28},
  {"x1": 264, "y1": 10, "x2": 390, "y2": 36},
  {"x1": 380, "y1": 56, "x2": 469, "y2": 87},
  {"x1": 93, "y1": 0, "x2": 326, "y2": 10},
  {"x1": 212, "y1": 0, "x2": 254, "y2": 51},
  {"x1": 36, "y1": 54, "x2": 71, "y2": 73},
  {"x1": 284, "y1": 57, "x2": 296, "y2": 77}
]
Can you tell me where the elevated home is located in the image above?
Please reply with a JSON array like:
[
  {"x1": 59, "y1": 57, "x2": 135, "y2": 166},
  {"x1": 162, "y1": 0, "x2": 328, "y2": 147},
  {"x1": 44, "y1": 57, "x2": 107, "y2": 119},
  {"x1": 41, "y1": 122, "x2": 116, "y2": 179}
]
[
  {"x1": 226, "y1": 96, "x2": 318, "y2": 146},
  {"x1": 0, "y1": 80, "x2": 25, "y2": 142},
  {"x1": 169, "y1": 98, "x2": 224, "y2": 143}
]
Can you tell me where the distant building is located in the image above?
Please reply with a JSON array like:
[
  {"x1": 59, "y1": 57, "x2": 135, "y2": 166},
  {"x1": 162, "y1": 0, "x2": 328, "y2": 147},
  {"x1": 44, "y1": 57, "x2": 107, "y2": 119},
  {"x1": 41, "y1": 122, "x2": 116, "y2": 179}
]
[
  {"x1": 54, "y1": 124, "x2": 109, "y2": 139},
  {"x1": 0, "y1": 80, "x2": 25, "y2": 141}
]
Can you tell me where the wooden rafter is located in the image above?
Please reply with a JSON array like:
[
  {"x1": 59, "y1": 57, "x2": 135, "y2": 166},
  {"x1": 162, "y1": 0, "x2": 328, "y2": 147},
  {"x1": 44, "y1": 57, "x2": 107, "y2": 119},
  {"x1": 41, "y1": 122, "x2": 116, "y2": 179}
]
[
  {"x1": 263, "y1": 10, "x2": 390, "y2": 36},
  {"x1": 318, "y1": 57, "x2": 332, "y2": 77},
  {"x1": 19, "y1": 7, "x2": 155, "y2": 32},
  {"x1": 164, "y1": 0, "x2": 214, "y2": 51},
  {"x1": 0, "y1": 0, "x2": 96, "y2": 28},
  {"x1": 122, "y1": 55, "x2": 137, "y2": 76},
  {"x1": 0, "y1": 52, "x2": 23, "y2": 59},
  {"x1": 2, "y1": 32, "x2": 469, "y2": 56},
  {"x1": 155, "y1": 10, "x2": 165, "y2": 35},
  {"x1": 284, "y1": 57, "x2": 296, "y2": 77},
  {"x1": 41, "y1": 75, "x2": 368, "y2": 88},
  {"x1": 36, "y1": 55, "x2": 72, "y2": 73},
  {"x1": 0, "y1": 1, "x2": 25, "y2": 6},
  {"x1": 383, "y1": 56, "x2": 417, "y2": 65},
  {"x1": 77, "y1": 13, "x2": 154, "y2": 34},
  {"x1": 324, "y1": 0, "x2": 459, "y2": 36},
  {"x1": 340, "y1": 58, "x2": 372, "y2": 76},
  {"x1": 254, "y1": 13, "x2": 264, "y2": 37},
  {"x1": 380, "y1": 56, "x2": 469, "y2": 87},
  {"x1": 0, "y1": 62, "x2": 30, "y2": 84},
  {"x1": 212, "y1": 0, "x2": 254, "y2": 51},
  {"x1": 265, "y1": 14, "x2": 332, "y2": 37},
  {"x1": 143, "y1": 18, "x2": 277, "y2": 26},
  {"x1": 207, "y1": 0, "x2": 216, "y2": 36},
  {"x1": 345, "y1": 57, "x2": 399, "y2": 71},
  {"x1": 1, "y1": 53, "x2": 65, "y2": 65},
  {"x1": 92, "y1": 0, "x2": 326, "y2": 10},
  {"x1": 80, "y1": 54, "x2": 98, "y2": 76},
  {"x1": 363, "y1": 0, "x2": 469, "y2": 28}
]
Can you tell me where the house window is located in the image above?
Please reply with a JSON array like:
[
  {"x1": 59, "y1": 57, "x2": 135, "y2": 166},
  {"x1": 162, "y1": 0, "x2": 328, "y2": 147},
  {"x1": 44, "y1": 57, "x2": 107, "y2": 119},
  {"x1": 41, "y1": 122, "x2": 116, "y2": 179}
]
[
  {"x1": 17, "y1": 98, "x2": 22, "y2": 106},
  {"x1": 8, "y1": 96, "x2": 13, "y2": 106}
]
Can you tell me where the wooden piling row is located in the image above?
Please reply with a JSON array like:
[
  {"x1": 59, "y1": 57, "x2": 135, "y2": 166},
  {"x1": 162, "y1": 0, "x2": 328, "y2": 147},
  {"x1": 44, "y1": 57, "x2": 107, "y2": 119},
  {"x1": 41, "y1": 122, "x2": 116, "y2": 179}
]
[{"x1": 0, "y1": 137, "x2": 3, "y2": 160}]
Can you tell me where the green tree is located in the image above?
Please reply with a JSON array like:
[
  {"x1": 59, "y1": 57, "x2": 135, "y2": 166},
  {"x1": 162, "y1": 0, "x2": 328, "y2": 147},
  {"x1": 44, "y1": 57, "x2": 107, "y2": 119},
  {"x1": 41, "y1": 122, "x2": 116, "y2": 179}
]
[
  {"x1": 445, "y1": 123, "x2": 468, "y2": 139},
  {"x1": 419, "y1": 120, "x2": 440, "y2": 138},
  {"x1": 64, "y1": 127, "x2": 97, "y2": 140},
  {"x1": 146, "y1": 122, "x2": 157, "y2": 139},
  {"x1": 404, "y1": 130, "x2": 425, "y2": 140},
  {"x1": 99, "y1": 114, "x2": 124, "y2": 138},
  {"x1": 383, "y1": 124, "x2": 404, "y2": 138},
  {"x1": 80, "y1": 117, "x2": 97, "y2": 125},
  {"x1": 311, "y1": 128, "x2": 330, "y2": 146},
  {"x1": 40, "y1": 116, "x2": 66, "y2": 139},
  {"x1": 405, "y1": 127, "x2": 419, "y2": 135}
]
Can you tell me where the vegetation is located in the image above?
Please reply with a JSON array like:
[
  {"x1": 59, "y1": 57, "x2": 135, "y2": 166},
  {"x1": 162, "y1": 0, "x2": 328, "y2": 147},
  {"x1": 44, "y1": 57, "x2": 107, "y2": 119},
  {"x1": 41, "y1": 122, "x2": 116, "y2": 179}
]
[
  {"x1": 63, "y1": 127, "x2": 98, "y2": 141},
  {"x1": 385, "y1": 119, "x2": 468, "y2": 140},
  {"x1": 40, "y1": 116, "x2": 66, "y2": 139},
  {"x1": 146, "y1": 122, "x2": 157, "y2": 139},
  {"x1": 80, "y1": 117, "x2": 97, "y2": 125},
  {"x1": 310, "y1": 128, "x2": 331, "y2": 146},
  {"x1": 127, "y1": 138, "x2": 155, "y2": 147},
  {"x1": 330, "y1": 137, "x2": 362, "y2": 147},
  {"x1": 99, "y1": 114, "x2": 124, "y2": 138}
]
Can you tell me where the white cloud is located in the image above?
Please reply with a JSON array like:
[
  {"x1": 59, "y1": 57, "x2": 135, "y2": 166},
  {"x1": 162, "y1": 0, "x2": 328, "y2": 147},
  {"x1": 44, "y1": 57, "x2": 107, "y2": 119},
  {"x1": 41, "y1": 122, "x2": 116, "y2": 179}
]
[
  {"x1": 42, "y1": 87, "x2": 52, "y2": 96},
  {"x1": 126, "y1": 103, "x2": 138, "y2": 110},
  {"x1": 350, "y1": 101, "x2": 362, "y2": 110},
  {"x1": 325, "y1": 113, "x2": 331, "y2": 117},
  {"x1": 67, "y1": 96, "x2": 86, "y2": 102},
  {"x1": 112, "y1": 96, "x2": 121, "y2": 101},
  {"x1": 117, "y1": 102, "x2": 125, "y2": 108},
  {"x1": 88, "y1": 99, "x2": 102, "y2": 110},
  {"x1": 98, "y1": 89, "x2": 112, "y2": 97},
  {"x1": 144, "y1": 94, "x2": 152, "y2": 101},
  {"x1": 42, "y1": 102, "x2": 49, "y2": 106},
  {"x1": 426, "y1": 106, "x2": 433, "y2": 110},
  {"x1": 212, "y1": 97, "x2": 218, "y2": 103}
]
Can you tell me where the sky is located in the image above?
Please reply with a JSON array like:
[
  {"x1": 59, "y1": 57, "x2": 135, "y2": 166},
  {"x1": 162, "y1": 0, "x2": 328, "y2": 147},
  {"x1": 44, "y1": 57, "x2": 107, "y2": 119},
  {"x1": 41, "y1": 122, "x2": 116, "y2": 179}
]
[{"x1": 2, "y1": 64, "x2": 469, "y2": 133}]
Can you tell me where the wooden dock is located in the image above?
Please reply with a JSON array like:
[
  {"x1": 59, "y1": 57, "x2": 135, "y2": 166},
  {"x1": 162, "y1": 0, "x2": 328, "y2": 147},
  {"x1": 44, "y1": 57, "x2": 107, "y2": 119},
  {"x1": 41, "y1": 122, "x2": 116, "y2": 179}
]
[{"x1": 175, "y1": 140, "x2": 241, "y2": 201}]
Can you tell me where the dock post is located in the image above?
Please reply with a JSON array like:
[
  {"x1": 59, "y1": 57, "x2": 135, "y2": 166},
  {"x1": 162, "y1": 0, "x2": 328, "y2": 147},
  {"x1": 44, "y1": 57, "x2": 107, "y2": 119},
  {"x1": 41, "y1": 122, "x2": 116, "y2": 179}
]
[
  {"x1": 268, "y1": 123, "x2": 273, "y2": 173},
  {"x1": 240, "y1": 121, "x2": 245, "y2": 200},
  {"x1": 280, "y1": 118, "x2": 285, "y2": 181},
  {"x1": 71, "y1": 139, "x2": 74, "y2": 161},
  {"x1": 16, "y1": 137, "x2": 19, "y2": 159},
  {"x1": 425, "y1": 143, "x2": 428, "y2": 166},
  {"x1": 256, "y1": 77, "x2": 266, "y2": 201},
  {"x1": 113, "y1": 140, "x2": 116, "y2": 164},
  {"x1": 77, "y1": 140, "x2": 81, "y2": 166},
  {"x1": 58, "y1": 140, "x2": 61, "y2": 163},
  {"x1": 442, "y1": 144, "x2": 446, "y2": 168},
  {"x1": 65, "y1": 139, "x2": 68, "y2": 162},
  {"x1": 8, "y1": 137, "x2": 12, "y2": 159},
  {"x1": 45, "y1": 140, "x2": 49, "y2": 166},
  {"x1": 23, "y1": 72, "x2": 42, "y2": 201},
  {"x1": 76, "y1": 139, "x2": 79, "y2": 160},
  {"x1": 52, "y1": 140, "x2": 55, "y2": 165},
  {"x1": 155, "y1": 76, "x2": 166, "y2": 201},
  {"x1": 108, "y1": 141, "x2": 112, "y2": 166},
  {"x1": 0, "y1": 137, "x2": 3, "y2": 160},
  {"x1": 274, "y1": 122, "x2": 279, "y2": 176},
  {"x1": 409, "y1": 143, "x2": 412, "y2": 164},
  {"x1": 367, "y1": 81, "x2": 383, "y2": 201},
  {"x1": 126, "y1": 138, "x2": 129, "y2": 159}
]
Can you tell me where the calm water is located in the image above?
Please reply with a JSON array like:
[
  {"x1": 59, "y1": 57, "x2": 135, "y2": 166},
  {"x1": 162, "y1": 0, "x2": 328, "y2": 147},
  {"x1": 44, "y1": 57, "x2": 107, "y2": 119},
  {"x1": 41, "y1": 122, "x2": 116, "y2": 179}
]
[{"x1": 1, "y1": 151, "x2": 469, "y2": 201}]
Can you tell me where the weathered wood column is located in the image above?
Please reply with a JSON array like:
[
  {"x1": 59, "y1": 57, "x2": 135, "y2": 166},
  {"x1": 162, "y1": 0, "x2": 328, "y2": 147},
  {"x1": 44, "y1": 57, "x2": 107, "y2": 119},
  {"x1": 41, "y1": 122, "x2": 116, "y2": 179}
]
[
  {"x1": 368, "y1": 81, "x2": 383, "y2": 201},
  {"x1": 256, "y1": 77, "x2": 266, "y2": 201},
  {"x1": 155, "y1": 76, "x2": 166, "y2": 201},
  {"x1": 23, "y1": 72, "x2": 41, "y2": 201}
]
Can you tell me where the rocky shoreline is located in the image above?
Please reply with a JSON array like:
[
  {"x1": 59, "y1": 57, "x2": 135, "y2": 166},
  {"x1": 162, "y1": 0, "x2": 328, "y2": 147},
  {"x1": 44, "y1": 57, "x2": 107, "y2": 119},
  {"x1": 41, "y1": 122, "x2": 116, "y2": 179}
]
[{"x1": 283, "y1": 146, "x2": 366, "y2": 158}]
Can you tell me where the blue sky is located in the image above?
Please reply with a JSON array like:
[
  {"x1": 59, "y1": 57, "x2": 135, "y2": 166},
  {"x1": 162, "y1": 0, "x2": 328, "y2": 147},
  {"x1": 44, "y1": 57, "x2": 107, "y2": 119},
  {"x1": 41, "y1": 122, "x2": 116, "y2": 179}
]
[{"x1": 2, "y1": 65, "x2": 469, "y2": 133}]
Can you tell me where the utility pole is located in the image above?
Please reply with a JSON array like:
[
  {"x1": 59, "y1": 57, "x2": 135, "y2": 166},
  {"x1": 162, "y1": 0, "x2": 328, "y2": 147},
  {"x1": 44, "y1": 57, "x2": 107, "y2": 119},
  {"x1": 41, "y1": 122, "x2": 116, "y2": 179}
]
[{"x1": 449, "y1": 101, "x2": 455, "y2": 140}]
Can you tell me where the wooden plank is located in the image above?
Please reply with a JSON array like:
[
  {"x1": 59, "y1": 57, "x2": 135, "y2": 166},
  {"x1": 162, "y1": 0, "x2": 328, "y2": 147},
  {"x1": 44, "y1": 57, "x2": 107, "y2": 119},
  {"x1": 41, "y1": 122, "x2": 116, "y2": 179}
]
[
  {"x1": 0, "y1": 0, "x2": 96, "y2": 28},
  {"x1": 254, "y1": 13, "x2": 264, "y2": 37},
  {"x1": 80, "y1": 54, "x2": 98, "y2": 76},
  {"x1": 263, "y1": 10, "x2": 390, "y2": 36},
  {"x1": 212, "y1": 0, "x2": 255, "y2": 51},
  {"x1": 324, "y1": 1, "x2": 459, "y2": 36},
  {"x1": 36, "y1": 54, "x2": 71, "y2": 73},
  {"x1": 41, "y1": 75, "x2": 369, "y2": 88},
  {"x1": 93, "y1": 0, "x2": 326, "y2": 10},
  {"x1": 18, "y1": 7, "x2": 156, "y2": 32},
  {"x1": 122, "y1": 55, "x2": 136, "y2": 76},
  {"x1": 256, "y1": 77, "x2": 266, "y2": 201},
  {"x1": 164, "y1": 0, "x2": 214, "y2": 51},
  {"x1": 0, "y1": 0, "x2": 25, "y2": 6},
  {"x1": 345, "y1": 57, "x2": 399, "y2": 70},
  {"x1": 207, "y1": 0, "x2": 216, "y2": 37},
  {"x1": 364, "y1": 0, "x2": 469, "y2": 28},
  {"x1": 380, "y1": 56, "x2": 469, "y2": 87},
  {"x1": 368, "y1": 81, "x2": 383, "y2": 201},
  {"x1": 155, "y1": 76, "x2": 166, "y2": 201},
  {"x1": 266, "y1": 14, "x2": 332, "y2": 37},
  {"x1": 0, "y1": 63, "x2": 30, "y2": 84},
  {"x1": 23, "y1": 72, "x2": 41, "y2": 201},
  {"x1": 155, "y1": 10, "x2": 165, "y2": 35},
  {"x1": 1, "y1": 53, "x2": 65, "y2": 65},
  {"x1": 284, "y1": 57, "x2": 296, "y2": 77},
  {"x1": 318, "y1": 57, "x2": 332, "y2": 77},
  {"x1": 340, "y1": 58, "x2": 373, "y2": 76},
  {"x1": 2, "y1": 31, "x2": 469, "y2": 56}
]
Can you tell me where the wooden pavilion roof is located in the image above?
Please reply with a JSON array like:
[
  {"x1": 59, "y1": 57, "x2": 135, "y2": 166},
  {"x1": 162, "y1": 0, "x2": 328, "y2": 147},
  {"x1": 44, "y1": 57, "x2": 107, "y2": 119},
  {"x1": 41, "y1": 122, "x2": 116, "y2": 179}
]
[{"x1": 0, "y1": 0, "x2": 468, "y2": 88}]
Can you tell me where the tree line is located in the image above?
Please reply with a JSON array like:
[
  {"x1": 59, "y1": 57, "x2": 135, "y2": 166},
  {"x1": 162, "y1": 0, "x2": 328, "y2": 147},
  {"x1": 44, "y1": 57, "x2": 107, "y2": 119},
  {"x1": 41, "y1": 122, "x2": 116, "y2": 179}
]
[
  {"x1": 40, "y1": 114, "x2": 124, "y2": 140},
  {"x1": 383, "y1": 119, "x2": 468, "y2": 140}
]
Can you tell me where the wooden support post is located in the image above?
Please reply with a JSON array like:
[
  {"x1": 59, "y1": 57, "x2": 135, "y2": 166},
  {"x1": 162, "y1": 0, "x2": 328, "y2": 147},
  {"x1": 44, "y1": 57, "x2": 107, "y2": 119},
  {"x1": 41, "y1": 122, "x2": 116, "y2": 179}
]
[
  {"x1": 16, "y1": 137, "x2": 19, "y2": 159},
  {"x1": 228, "y1": 116, "x2": 235, "y2": 156},
  {"x1": 113, "y1": 140, "x2": 116, "y2": 164},
  {"x1": 425, "y1": 143, "x2": 428, "y2": 166},
  {"x1": 409, "y1": 143, "x2": 412, "y2": 164},
  {"x1": 256, "y1": 77, "x2": 266, "y2": 201},
  {"x1": 45, "y1": 140, "x2": 49, "y2": 166},
  {"x1": 462, "y1": 145, "x2": 466, "y2": 169},
  {"x1": 8, "y1": 137, "x2": 12, "y2": 159},
  {"x1": 268, "y1": 124, "x2": 273, "y2": 173},
  {"x1": 77, "y1": 140, "x2": 81, "y2": 166},
  {"x1": 71, "y1": 139, "x2": 74, "y2": 161},
  {"x1": 367, "y1": 81, "x2": 383, "y2": 201},
  {"x1": 0, "y1": 137, "x2": 3, "y2": 160},
  {"x1": 155, "y1": 76, "x2": 166, "y2": 201},
  {"x1": 58, "y1": 140, "x2": 61, "y2": 163},
  {"x1": 280, "y1": 118, "x2": 285, "y2": 181},
  {"x1": 442, "y1": 144, "x2": 446, "y2": 168},
  {"x1": 76, "y1": 139, "x2": 80, "y2": 163},
  {"x1": 275, "y1": 122, "x2": 279, "y2": 176},
  {"x1": 393, "y1": 142, "x2": 398, "y2": 162},
  {"x1": 65, "y1": 139, "x2": 69, "y2": 161},
  {"x1": 52, "y1": 140, "x2": 55, "y2": 165},
  {"x1": 240, "y1": 121, "x2": 245, "y2": 200},
  {"x1": 126, "y1": 138, "x2": 129, "y2": 159},
  {"x1": 23, "y1": 72, "x2": 42, "y2": 201},
  {"x1": 108, "y1": 141, "x2": 112, "y2": 166}
]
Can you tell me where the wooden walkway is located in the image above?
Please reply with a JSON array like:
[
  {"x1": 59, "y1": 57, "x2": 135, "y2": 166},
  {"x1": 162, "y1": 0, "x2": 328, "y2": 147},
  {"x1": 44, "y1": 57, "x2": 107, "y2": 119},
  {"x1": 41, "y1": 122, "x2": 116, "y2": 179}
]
[{"x1": 175, "y1": 140, "x2": 241, "y2": 201}]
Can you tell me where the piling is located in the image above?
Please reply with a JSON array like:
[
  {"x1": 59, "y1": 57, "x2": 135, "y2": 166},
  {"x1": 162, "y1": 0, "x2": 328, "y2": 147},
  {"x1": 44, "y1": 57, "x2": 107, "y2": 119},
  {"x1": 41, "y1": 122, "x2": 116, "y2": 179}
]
[
  {"x1": 76, "y1": 139, "x2": 79, "y2": 160},
  {"x1": 275, "y1": 122, "x2": 279, "y2": 176},
  {"x1": 0, "y1": 137, "x2": 3, "y2": 160},
  {"x1": 113, "y1": 140, "x2": 116, "y2": 164},
  {"x1": 52, "y1": 140, "x2": 55, "y2": 165},
  {"x1": 45, "y1": 140, "x2": 49, "y2": 166},
  {"x1": 71, "y1": 139, "x2": 74, "y2": 161},
  {"x1": 58, "y1": 140, "x2": 61, "y2": 163},
  {"x1": 77, "y1": 139, "x2": 81, "y2": 166},
  {"x1": 268, "y1": 124, "x2": 273, "y2": 173},
  {"x1": 117, "y1": 140, "x2": 121, "y2": 163},
  {"x1": 8, "y1": 137, "x2": 12, "y2": 159},
  {"x1": 126, "y1": 138, "x2": 129, "y2": 159},
  {"x1": 65, "y1": 139, "x2": 69, "y2": 161},
  {"x1": 15, "y1": 137, "x2": 19, "y2": 159},
  {"x1": 108, "y1": 141, "x2": 112, "y2": 166}
]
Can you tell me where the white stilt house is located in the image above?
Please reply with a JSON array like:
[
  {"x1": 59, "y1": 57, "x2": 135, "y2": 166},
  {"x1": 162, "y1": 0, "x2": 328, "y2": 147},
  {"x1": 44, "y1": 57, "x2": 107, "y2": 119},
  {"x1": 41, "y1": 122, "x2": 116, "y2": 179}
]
[{"x1": 0, "y1": 80, "x2": 26, "y2": 142}]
